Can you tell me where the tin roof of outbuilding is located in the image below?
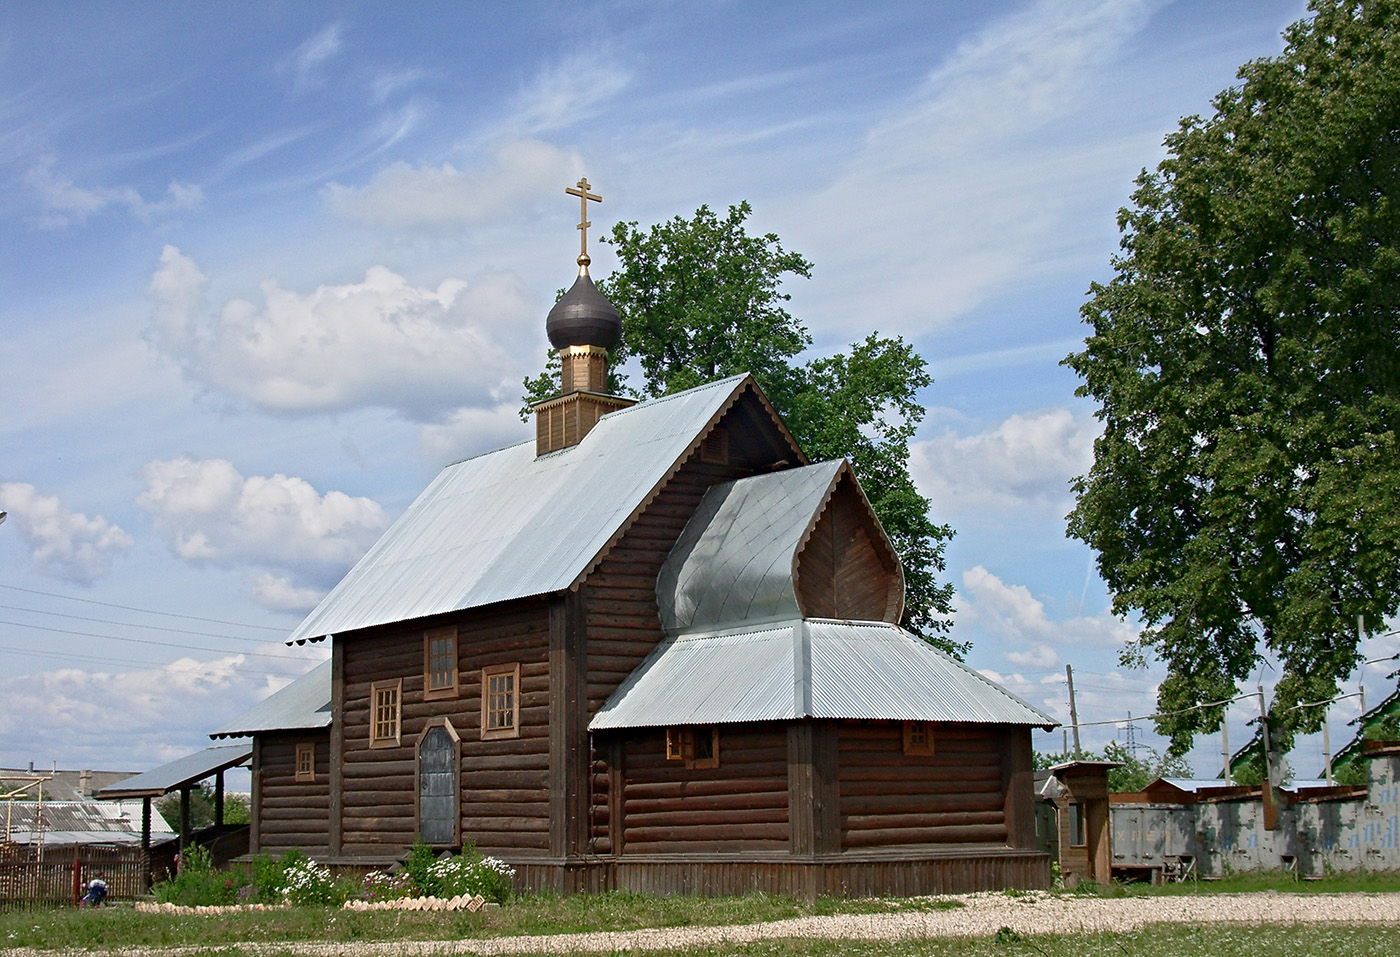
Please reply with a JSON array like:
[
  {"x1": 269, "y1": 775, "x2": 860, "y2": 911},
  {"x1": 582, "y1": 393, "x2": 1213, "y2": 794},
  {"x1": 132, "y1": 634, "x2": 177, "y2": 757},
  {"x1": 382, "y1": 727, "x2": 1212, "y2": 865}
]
[{"x1": 210, "y1": 659, "x2": 332, "y2": 739}]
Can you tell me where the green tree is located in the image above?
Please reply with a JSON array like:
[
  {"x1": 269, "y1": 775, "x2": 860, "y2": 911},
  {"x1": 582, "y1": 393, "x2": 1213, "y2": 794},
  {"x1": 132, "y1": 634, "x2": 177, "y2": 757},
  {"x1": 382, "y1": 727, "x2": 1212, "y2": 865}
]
[
  {"x1": 155, "y1": 783, "x2": 249, "y2": 830},
  {"x1": 1065, "y1": 1, "x2": 1400, "y2": 755},
  {"x1": 525, "y1": 202, "x2": 958, "y2": 651},
  {"x1": 1034, "y1": 742, "x2": 1193, "y2": 793}
]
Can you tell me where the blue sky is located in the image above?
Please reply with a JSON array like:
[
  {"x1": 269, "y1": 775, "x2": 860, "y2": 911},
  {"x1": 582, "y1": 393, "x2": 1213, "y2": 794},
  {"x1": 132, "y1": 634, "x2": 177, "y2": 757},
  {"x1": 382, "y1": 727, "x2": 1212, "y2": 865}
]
[{"x1": 3, "y1": 0, "x2": 1385, "y2": 784}]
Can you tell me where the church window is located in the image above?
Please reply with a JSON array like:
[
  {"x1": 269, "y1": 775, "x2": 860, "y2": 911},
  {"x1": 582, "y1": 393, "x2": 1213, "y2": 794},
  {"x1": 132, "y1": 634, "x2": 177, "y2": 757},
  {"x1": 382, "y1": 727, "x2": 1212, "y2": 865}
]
[
  {"x1": 666, "y1": 726, "x2": 720, "y2": 769},
  {"x1": 902, "y1": 721, "x2": 934, "y2": 756},
  {"x1": 424, "y1": 627, "x2": 458, "y2": 700},
  {"x1": 481, "y1": 662, "x2": 520, "y2": 740},
  {"x1": 295, "y1": 742, "x2": 315, "y2": 782},
  {"x1": 370, "y1": 679, "x2": 402, "y2": 748}
]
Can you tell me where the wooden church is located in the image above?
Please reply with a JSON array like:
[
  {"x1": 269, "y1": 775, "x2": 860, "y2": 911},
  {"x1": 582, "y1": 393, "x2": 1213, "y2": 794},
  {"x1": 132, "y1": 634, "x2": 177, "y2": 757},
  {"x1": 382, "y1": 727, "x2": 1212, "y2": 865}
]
[{"x1": 214, "y1": 181, "x2": 1057, "y2": 896}]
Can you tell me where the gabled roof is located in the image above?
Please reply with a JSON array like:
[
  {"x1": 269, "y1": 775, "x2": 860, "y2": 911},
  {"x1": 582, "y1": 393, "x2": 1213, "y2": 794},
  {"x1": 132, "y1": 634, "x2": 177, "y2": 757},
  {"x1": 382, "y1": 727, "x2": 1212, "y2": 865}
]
[
  {"x1": 659, "y1": 460, "x2": 853, "y2": 634},
  {"x1": 590, "y1": 618, "x2": 1057, "y2": 730},
  {"x1": 288, "y1": 374, "x2": 794, "y2": 644},
  {"x1": 211, "y1": 660, "x2": 332, "y2": 739}
]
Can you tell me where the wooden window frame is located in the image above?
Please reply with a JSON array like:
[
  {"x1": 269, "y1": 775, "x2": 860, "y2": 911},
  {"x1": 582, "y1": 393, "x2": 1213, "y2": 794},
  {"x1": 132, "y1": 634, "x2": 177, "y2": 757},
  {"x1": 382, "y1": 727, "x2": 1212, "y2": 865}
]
[
  {"x1": 902, "y1": 720, "x2": 934, "y2": 757},
  {"x1": 423, "y1": 626, "x2": 459, "y2": 701},
  {"x1": 295, "y1": 742, "x2": 315, "y2": 782},
  {"x1": 370, "y1": 678, "x2": 402, "y2": 749},
  {"x1": 480, "y1": 662, "x2": 521, "y2": 740},
  {"x1": 665, "y1": 726, "x2": 720, "y2": 769}
]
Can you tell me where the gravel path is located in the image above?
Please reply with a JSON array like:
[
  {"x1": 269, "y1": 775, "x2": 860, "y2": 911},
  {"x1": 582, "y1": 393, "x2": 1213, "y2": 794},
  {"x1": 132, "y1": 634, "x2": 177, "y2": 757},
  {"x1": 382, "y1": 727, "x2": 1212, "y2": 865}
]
[{"x1": 11, "y1": 891, "x2": 1400, "y2": 956}]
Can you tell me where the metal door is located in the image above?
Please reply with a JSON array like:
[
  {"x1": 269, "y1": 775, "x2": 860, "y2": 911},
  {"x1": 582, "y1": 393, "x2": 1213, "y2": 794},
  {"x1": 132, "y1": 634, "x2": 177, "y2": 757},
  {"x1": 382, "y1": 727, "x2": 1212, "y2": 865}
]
[{"x1": 419, "y1": 726, "x2": 457, "y2": 846}]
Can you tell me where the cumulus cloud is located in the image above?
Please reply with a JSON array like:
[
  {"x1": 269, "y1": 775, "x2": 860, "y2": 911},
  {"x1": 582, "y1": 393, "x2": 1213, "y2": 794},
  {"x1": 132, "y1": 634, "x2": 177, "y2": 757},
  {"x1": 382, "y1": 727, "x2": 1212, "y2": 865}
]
[
  {"x1": 0, "y1": 483, "x2": 133, "y2": 584},
  {"x1": 419, "y1": 401, "x2": 533, "y2": 464},
  {"x1": 792, "y1": 0, "x2": 1155, "y2": 336},
  {"x1": 0, "y1": 654, "x2": 325, "y2": 772},
  {"x1": 912, "y1": 406, "x2": 1098, "y2": 517},
  {"x1": 26, "y1": 157, "x2": 203, "y2": 228},
  {"x1": 145, "y1": 247, "x2": 536, "y2": 421},
  {"x1": 324, "y1": 138, "x2": 582, "y2": 232},
  {"x1": 137, "y1": 457, "x2": 387, "y2": 608},
  {"x1": 959, "y1": 564, "x2": 1136, "y2": 653}
]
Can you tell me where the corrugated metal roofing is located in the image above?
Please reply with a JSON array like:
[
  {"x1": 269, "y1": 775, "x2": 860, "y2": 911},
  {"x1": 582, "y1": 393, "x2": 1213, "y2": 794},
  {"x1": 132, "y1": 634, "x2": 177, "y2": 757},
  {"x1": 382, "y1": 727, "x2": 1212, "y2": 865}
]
[
  {"x1": 658, "y1": 461, "x2": 843, "y2": 633},
  {"x1": 95, "y1": 745, "x2": 252, "y2": 800},
  {"x1": 287, "y1": 374, "x2": 753, "y2": 644},
  {"x1": 210, "y1": 660, "x2": 332, "y2": 739},
  {"x1": 590, "y1": 618, "x2": 1057, "y2": 730},
  {"x1": 1, "y1": 801, "x2": 175, "y2": 845}
]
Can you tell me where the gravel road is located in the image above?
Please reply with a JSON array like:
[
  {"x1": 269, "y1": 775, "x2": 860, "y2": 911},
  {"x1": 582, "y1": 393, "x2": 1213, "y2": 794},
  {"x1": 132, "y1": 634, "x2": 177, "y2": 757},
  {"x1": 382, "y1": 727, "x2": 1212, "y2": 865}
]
[{"x1": 11, "y1": 891, "x2": 1400, "y2": 956}]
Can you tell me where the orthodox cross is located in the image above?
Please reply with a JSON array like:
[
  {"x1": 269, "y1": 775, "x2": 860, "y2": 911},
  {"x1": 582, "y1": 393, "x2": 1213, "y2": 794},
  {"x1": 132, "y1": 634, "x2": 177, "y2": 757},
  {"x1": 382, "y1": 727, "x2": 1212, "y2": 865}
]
[{"x1": 565, "y1": 177, "x2": 602, "y2": 268}]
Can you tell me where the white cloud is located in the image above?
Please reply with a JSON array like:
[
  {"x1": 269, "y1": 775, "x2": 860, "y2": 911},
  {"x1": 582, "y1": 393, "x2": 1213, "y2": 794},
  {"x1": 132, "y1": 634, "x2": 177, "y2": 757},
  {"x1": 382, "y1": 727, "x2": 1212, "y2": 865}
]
[
  {"x1": 324, "y1": 138, "x2": 582, "y2": 232},
  {"x1": 25, "y1": 157, "x2": 203, "y2": 228},
  {"x1": 136, "y1": 457, "x2": 387, "y2": 607},
  {"x1": 0, "y1": 483, "x2": 133, "y2": 584},
  {"x1": 419, "y1": 402, "x2": 532, "y2": 464},
  {"x1": 791, "y1": 0, "x2": 1156, "y2": 336},
  {"x1": 511, "y1": 55, "x2": 631, "y2": 134},
  {"x1": 912, "y1": 406, "x2": 1098, "y2": 517},
  {"x1": 146, "y1": 247, "x2": 537, "y2": 421},
  {"x1": 283, "y1": 22, "x2": 344, "y2": 91},
  {"x1": 250, "y1": 573, "x2": 328, "y2": 614},
  {"x1": 959, "y1": 564, "x2": 1136, "y2": 651}
]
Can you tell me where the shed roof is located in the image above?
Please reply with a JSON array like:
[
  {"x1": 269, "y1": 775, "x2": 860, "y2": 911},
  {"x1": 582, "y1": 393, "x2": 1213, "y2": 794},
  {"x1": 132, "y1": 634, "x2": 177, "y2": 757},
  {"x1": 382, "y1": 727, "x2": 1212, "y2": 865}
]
[
  {"x1": 1, "y1": 801, "x2": 175, "y2": 846},
  {"x1": 210, "y1": 659, "x2": 332, "y2": 739},
  {"x1": 288, "y1": 374, "x2": 775, "y2": 644},
  {"x1": 590, "y1": 618, "x2": 1057, "y2": 730},
  {"x1": 658, "y1": 460, "x2": 850, "y2": 634},
  {"x1": 95, "y1": 745, "x2": 251, "y2": 800}
]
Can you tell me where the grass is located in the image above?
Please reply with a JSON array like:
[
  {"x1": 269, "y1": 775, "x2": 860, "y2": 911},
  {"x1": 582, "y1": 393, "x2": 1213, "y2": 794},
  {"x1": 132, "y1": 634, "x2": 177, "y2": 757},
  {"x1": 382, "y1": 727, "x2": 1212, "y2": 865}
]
[
  {"x1": 1, "y1": 877, "x2": 1396, "y2": 953},
  {"x1": 1067, "y1": 869, "x2": 1400, "y2": 897}
]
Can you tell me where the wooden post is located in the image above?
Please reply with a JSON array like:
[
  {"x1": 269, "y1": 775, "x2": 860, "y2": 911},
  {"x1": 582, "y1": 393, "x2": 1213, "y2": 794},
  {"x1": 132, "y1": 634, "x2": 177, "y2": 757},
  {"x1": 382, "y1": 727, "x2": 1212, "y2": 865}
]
[
  {"x1": 179, "y1": 786, "x2": 192, "y2": 868},
  {"x1": 1323, "y1": 717, "x2": 1333, "y2": 786},
  {"x1": 1001, "y1": 726, "x2": 1035, "y2": 848},
  {"x1": 1221, "y1": 718, "x2": 1231, "y2": 786},
  {"x1": 1066, "y1": 665, "x2": 1082, "y2": 758},
  {"x1": 1258, "y1": 686, "x2": 1278, "y2": 830},
  {"x1": 141, "y1": 797, "x2": 152, "y2": 891},
  {"x1": 787, "y1": 720, "x2": 839, "y2": 857},
  {"x1": 72, "y1": 846, "x2": 82, "y2": 906},
  {"x1": 214, "y1": 771, "x2": 225, "y2": 828},
  {"x1": 249, "y1": 736, "x2": 262, "y2": 856},
  {"x1": 549, "y1": 590, "x2": 589, "y2": 876},
  {"x1": 328, "y1": 639, "x2": 345, "y2": 857}
]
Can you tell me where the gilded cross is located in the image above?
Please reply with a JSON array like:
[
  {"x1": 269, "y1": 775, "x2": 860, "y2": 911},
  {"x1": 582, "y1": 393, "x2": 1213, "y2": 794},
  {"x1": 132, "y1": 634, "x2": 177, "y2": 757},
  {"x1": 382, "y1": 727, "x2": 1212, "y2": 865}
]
[{"x1": 565, "y1": 177, "x2": 602, "y2": 268}]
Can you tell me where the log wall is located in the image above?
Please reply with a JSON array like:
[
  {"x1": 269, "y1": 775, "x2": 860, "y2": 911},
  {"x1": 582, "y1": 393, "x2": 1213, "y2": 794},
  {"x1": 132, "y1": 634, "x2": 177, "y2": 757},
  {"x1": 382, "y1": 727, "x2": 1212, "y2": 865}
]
[
  {"x1": 256, "y1": 731, "x2": 331, "y2": 853},
  {"x1": 338, "y1": 600, "x2": 551, "y2": 858},
  {"x1": 838, "y1": 722, "x2": 1009, "y2": 849},
  {"x1": 617, "y1": 725, "x2": 791, "y2": 854}
]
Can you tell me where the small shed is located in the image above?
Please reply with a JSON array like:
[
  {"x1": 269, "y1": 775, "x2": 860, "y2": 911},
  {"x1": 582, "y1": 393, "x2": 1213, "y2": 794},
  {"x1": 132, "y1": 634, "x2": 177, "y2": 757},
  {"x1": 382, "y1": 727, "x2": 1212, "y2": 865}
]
[{"x1": 1038, "y1": 761, "x2": 1116, "y2": 887}]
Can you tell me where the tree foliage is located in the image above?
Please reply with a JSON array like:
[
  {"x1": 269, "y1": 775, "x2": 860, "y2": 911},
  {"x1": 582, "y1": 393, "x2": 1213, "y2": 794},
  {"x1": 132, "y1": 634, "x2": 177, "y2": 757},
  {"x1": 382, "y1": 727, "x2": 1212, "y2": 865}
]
[
  {"x1": 525, "y1": 202, "x2": 958, "y2": 651},
  {"x1": 1065, "y1": 1, "x2": 1400, "y2": 754},
  {"x1": 155, "y1": 783, "x2": 249, "y2": 830},
  {"x1": 1035, "y1": 742, "x2": 1193, "y2": 793}
]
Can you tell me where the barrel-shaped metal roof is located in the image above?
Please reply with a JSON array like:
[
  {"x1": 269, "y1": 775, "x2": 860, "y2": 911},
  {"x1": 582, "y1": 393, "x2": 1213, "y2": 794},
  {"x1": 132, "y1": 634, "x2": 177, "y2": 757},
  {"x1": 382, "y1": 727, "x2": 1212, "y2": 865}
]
[
  {"x1": 589, "y1": 618, "x2": 1057, "y2": 730},
  {"x1": 657, "y1": 460, "x2": 843, "y2": 634},
  {"x1": 210, "y1": 659, "x2": 332, "y2": 739},
  {"x1": 287, "y1": 375, "x2": 754, "y2": 644}
]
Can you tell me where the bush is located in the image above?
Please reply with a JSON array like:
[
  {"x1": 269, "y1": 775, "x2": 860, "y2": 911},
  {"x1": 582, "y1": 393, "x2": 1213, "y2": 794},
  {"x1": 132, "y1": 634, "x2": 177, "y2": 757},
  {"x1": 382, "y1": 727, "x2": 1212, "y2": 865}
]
[
  {"x1": 152, "y1": 845, "x2": 246, "y2": 906},
  {"x1": 392, "y1": 840, "x2": 515, "y2": 904}
]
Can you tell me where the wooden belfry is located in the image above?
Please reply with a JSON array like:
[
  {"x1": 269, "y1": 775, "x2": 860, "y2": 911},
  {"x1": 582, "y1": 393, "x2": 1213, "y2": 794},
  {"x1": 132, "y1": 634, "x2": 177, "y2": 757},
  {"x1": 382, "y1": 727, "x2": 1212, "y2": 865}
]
[{"x1": 533, "y1": 177, "x2": 634, "y2": 455}]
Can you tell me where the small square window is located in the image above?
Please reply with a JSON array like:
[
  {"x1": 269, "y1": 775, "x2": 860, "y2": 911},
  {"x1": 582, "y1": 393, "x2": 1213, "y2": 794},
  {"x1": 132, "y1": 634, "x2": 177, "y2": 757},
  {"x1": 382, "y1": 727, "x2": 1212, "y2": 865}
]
[
  {"x1": 370, "y1": 679, "x2": 402, "y2": 748},
  {"x1": 424, "y1": 627, "x2": 458, "y2": 700},
  {"x1": 665, "y1": 726, "x2": 719, "y2": 769},
  {"x1": 903, "y1": 721, "x2": 934, "y2": 756},
  {"x1": 295, "y1": 742, "x2": 315, "y2": 782},
  {"x1": 481, "y1": 663, "x2": 520, "y2": 740}
]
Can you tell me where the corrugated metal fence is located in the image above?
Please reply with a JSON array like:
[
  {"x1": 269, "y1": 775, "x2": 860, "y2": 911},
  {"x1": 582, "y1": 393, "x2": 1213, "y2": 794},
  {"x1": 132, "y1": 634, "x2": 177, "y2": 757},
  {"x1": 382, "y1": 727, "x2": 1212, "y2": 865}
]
[{"x1": 0, "y1": 845, "x2": 147, "y2": 910}]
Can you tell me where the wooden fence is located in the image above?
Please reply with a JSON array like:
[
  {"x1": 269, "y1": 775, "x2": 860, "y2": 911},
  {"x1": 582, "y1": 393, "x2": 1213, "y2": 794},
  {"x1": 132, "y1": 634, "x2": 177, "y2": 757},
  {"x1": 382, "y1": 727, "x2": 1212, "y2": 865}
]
[{"x1": 0, "y1": 845, "x2": 148, "y2": 910}]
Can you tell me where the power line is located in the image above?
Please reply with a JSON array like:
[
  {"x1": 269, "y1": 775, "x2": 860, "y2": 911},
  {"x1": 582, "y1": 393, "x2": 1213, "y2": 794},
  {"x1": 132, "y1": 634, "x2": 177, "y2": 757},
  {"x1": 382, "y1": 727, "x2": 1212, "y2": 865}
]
[
  {"x1": 0, "y1": 602, "x2": 283, "y2": 644},
  {"x1": 0, "y1": 617, "x2": 310, "y2": 663},
  {"x1": 0, "y1": 583, "x2": 286, "y2": 632},
  {"x1": 0, "y1": 643, "x2": 315, "y2": 679}
]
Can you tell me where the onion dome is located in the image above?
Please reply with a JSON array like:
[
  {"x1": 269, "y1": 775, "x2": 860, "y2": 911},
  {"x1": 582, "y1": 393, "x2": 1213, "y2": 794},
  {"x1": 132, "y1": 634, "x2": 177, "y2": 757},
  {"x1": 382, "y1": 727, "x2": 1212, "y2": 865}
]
[{"x1": 546, "y1": 269, "x2": 622, "y2": 350}]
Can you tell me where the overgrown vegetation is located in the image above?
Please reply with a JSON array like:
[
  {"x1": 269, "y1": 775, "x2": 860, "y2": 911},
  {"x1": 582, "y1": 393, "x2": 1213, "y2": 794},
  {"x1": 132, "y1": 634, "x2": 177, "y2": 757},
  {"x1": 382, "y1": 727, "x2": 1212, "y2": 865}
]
[{"x1": 153, "y1": 783, "x2": 249, "y2": 830}]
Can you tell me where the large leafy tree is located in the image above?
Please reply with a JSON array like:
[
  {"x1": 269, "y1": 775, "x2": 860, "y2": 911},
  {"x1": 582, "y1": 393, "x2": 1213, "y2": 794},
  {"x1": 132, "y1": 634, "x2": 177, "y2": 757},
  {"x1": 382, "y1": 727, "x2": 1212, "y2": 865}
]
[
  {"x1": 1066, "y1": 1, "x2": 1400, "y2": 754},
  {"x1": 526, "y1": 202, "x2": 958, "y2": 652}
]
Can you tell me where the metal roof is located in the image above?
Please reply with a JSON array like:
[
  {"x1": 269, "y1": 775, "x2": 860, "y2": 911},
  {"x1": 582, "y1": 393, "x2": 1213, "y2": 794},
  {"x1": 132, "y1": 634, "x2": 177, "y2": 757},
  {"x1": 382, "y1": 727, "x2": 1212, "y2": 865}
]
[
  {"x1": 210, "y1": 659, "x2": 332, "y2": 739},
  {"x1": 1, "y1": 801, "x2": 175, "y2": 845},
  {"x1": 95, "y1": 745, "x2": 251, "y2": 800},
  {"x1": 590, "y1": 618, "x2": 1057, "y2": 730},
  {"x1": 658, "y1": 461, "x2": 843, "y2": 634},
  {"x1": 287, "y1": 374, "x2": 756, "y2": 643}
]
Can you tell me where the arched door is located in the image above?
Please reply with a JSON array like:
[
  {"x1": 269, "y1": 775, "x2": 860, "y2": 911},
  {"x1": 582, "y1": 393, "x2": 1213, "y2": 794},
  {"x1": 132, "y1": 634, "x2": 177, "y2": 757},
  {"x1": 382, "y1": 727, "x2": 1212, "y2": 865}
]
[{"x1": 418, "y1": 725, "x2": 458, "y2": 846}]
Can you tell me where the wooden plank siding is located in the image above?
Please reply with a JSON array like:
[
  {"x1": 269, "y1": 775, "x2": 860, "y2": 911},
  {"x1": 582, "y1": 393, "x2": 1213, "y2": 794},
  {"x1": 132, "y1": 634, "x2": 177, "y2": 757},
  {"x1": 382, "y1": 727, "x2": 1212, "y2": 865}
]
[
  {"x1": 255, "y1": 731, "x2": 331, "y2": 853},
  {"x1": 617, "y1": 725, "x2": 791, "y2": 854},
  {"x1": 337, "y1": 599, "x2": 552, "y2": 858},
  {"x1": 838, "y1": 722, "x2": 1011, "y2": 849},
  {"x1": 795, "y1": 478, "x2": 901, "y2": 624}
]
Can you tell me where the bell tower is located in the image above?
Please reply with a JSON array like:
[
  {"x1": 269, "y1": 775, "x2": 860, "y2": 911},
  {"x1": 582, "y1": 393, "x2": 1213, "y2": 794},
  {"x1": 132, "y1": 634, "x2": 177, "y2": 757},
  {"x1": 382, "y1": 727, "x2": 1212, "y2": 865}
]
[{"x1": 532, "y1": 178, "x2": 635, "y2": 455}]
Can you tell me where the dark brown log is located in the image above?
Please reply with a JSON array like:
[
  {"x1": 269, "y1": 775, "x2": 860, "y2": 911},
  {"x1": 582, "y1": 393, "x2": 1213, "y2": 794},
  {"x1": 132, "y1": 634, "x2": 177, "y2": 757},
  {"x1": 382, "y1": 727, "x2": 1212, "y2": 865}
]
[
  {"x1": 623, "y1": 791, "x2": 790, "y2": 815},
  {"x1": 842, "y1": 824, "x2": 1008, "y2": 847},
  {"x1": 624, "y1": 822, "x2": 789, "y2": 842},
  {"x1": 842, "y1": 810, "x2": 1005, "y2": 831},
  {"x1": 841, "y1": 792, "x2": 1005, "y2": 815}
]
